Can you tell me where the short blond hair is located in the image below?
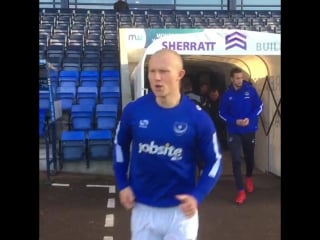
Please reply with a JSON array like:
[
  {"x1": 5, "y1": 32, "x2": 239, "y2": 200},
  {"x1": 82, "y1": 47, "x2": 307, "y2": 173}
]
[{"x1": 150, "y1": 49, "x2": 184, "y2": 70}]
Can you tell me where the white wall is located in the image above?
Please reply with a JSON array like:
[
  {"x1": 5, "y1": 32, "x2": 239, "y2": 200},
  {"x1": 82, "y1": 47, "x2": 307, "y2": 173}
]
[{"x1": 254, "y1": 56, "x2": 281, "y2": 176}]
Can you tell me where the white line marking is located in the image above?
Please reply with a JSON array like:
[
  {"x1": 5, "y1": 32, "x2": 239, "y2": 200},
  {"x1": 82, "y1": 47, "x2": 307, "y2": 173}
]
[
  {"x1": 103, "y1": 237, "x2": 113, "y2": 240},
  {"x1": 51, "y1": 183, "x2": 70, "y2": 187},
  {"x1": 86, "y1": 184, "x2": 108, "y2": 188},
  {"x1": 108, "y1": 185, "x2": 116, "y2": 193},
  {"x1": 107, "y1": 198, "x2": 115, "y2": 208},
  {"x1": 104, "y1": 214, "x2": 114, "y2": 227}
]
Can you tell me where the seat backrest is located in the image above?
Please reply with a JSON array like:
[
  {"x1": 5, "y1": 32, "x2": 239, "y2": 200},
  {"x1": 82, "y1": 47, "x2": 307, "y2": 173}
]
[
  {"x1": 96, "y1": 103, "x2": 118, "y2": 118},
  {"x1": 59, "y1": 70, "x2": 79, "y2": 81},
  {"x1": 101, "y1": 70, "x2": 120, "y2": 79},
  {"x1": 39, "y1": 109, "x2": 47, "y2": 137},
  {"x1": 101, "y1": 81, "x2": 119, "y2": 88},
  {"x1": 87, "y1": 129, "x2": 112, "y2": 140},
  {"x1": 77, "y1": 86, "x2": 98, "y2": 98},
  {"x1": 39, "y1": 91, "x2": 51, "y2": 110},
  {"x1": 71, "y1": 104, "x2": 94, "y2": 116},
  {"x1": 100, "y1": 86, "x2": 120, "y2": 102},
  {"x1": 70, "y1": 104, "x2": 94, "y2": 130},
  {"x1": 96, "y1": 116, "x2": 116, "y2": 130},
  {"x1": 56, "y1": 86, "x2": 76, "y2": 99},
  {"x1": 80, "y1": 70, "x2": 99, "y2": 85}
]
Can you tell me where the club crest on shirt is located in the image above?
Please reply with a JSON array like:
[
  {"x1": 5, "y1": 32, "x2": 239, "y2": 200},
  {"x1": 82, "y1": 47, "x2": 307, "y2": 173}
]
[
  {"x1": 139, "y1": 119, "x2": 149, "y2": 128},
  {"x1": 173, "y1": 122, "x2": 188, "y2": 136}
]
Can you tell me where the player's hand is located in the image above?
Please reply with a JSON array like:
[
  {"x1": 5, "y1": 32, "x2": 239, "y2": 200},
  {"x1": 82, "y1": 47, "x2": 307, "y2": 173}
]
[
  {"x1": 243, "y1": 118, "x2": 249, "y2": 126},
  {"x1": 236, "y1": 118, "x2": 249, "y2": 126},
  {"x1": 236, "y1": 119, "x2": 244, "y2": 126},
  {"x1": 175, "y1": 194, "x2": 198, "y2": 218},
  {"x1": 119, "y1": 186, "x2": 135, "y2": 210}
]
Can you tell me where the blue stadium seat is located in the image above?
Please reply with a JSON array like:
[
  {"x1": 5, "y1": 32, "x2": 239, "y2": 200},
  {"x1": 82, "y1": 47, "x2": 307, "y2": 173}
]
[
  {"x1": 70, "y1": 104, "x2": 94, "y2": 130},
  {"x1": 65, "y1": 45, "x2": 83, "y2": 58},
  {"x1": 62, "y1": 57, "x2": 81, "y2": 71},
  {"x1": 59, "y1": 70, "x2": 79, "y2": 87},
  {"x1": 101, "y1": 81, "x2": 119, "y2": 88},
  {"x1": 39, "y1": 109, "x2": 47, "y2": 137},
  {"x1": 95, "y1": 115, "x2": 117, "y2": 131},
  {"x1": 101, "y1": 69, "x2": 119, "y2": 81},
  {"x1": 99, "y1": 86, "x2": 120, "y2": 105},
  {"x1": 77, "y1": 86, "x2": 98, "y2": 107},
  {"x1": 80, "y1": 70, "x2": 99, "y2": 87},
  {"x1": 68, "y1": 34, "x2": 84, "y2": 46},
  {"x1": 101, "y1": 62, "x2": 120, "y2": 71},
  {"x1": 39, "y1": 90, "x2": 50, "y2": 110},
  {"x1": 82, "y1": 55, "x2": 100, "y2": 66},
  {"x1": 101, "y1": 76, "x2": 119, "y2": 87},
  {"x1": 83, "y1": 45, "x2": 101, "y2": 58},
  {"x1": 60, "y1": 130, "x2": 86, "y2": 162},
  {"x1": 55, "y1": 86, "x2": 76, "y2": 111},
  {"x1": 47, "y1": 45, "x2": 64, "y2": 59},
  {"x1": 96, "y1": 103, "x2": 118, "y2": 119},
  {"x1": 87, "y1": 130, "x2": 113, "y2": 160}
]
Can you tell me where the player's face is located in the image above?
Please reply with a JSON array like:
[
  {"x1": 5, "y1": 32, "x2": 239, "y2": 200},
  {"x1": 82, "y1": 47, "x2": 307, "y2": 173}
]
[
  {"x1": 231, "y1": 72, "x2": 244, "y2": 90},
  {"x1": 209, "y1": 90, "x2": 219, "y2": 101},
  {"x1": 148, "y1": 52, "x2": 185, "y2": 98}
]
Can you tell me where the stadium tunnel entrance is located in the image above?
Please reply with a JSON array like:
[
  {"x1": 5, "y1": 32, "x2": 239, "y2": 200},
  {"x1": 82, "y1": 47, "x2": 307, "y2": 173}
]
[{"x1": 126, "y1": 54, "x2": 280, "y2": 177}]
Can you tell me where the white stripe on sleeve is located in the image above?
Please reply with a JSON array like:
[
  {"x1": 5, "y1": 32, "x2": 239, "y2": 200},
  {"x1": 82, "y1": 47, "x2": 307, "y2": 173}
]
[{"x1": 208, "y1": 132, "x2": 222, "y2": 178}]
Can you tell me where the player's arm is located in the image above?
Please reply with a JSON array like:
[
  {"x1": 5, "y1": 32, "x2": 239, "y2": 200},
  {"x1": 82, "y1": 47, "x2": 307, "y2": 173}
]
[
  {"x1": 192, "y1": 113, "x2": 223, "y2": 204},
  {"x1": 113, "y1": 104, "x2": 133, "y2": 191},
  {"x1": 219, "y1": 93, "x2": 237, "y2": 124},
  {"x1": 248, "y1": 87, "x2": 263, "y2": 121}
]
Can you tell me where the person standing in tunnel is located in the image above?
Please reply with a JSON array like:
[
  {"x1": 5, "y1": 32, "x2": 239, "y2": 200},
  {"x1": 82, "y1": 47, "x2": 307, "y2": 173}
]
[
  {"x1": 181, "y1": 75, "x2": 201, "y2": 105},
  {"x1": 219, "y1": 67, "x2": 263, "y2": 205},
  {"x1": 199, "y1": 81, "x2": 210, "y2": 108},
  {"x1": 204, "y1": 88, "x2": 228, "y2": 151}
]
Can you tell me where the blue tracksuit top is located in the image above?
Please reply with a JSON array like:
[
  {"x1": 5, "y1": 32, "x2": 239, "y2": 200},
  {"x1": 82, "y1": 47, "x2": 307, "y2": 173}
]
[
  {"x1": 219, "y1": 81, "x2": 263, "y2": 134},
  {"x1": 113, "y1": 92, "x2": 222, "y2": 207}
]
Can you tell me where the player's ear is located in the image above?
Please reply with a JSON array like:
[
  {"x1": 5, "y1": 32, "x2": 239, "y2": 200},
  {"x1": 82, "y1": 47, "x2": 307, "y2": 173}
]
[{"x1": 178, "y1": 69, "x2": 186, "y2": 80}]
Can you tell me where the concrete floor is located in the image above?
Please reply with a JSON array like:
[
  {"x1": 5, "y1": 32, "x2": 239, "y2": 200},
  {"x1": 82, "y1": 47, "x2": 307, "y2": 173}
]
[{"x1": 39, "y1": 150, "x2": 280, "y2": 240}]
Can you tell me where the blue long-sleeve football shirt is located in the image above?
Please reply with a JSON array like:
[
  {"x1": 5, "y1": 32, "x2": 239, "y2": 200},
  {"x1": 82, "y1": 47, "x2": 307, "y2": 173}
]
[
  {"x1": 219, "y1": 81, "x2": 263, "y2": 134},
  {"x1": 113, "y1": 92, "x2": 222, "y2": 207}
]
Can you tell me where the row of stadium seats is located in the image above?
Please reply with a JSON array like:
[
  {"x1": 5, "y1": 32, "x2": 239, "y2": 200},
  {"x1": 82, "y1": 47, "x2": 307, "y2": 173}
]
[
  {"x1": 40, "y1": 8, "x2": 280, "y2": 20},
  {"x1": 68, "y1": 103, "x2": 118, "y2": 131},
  {"x1": 39, "y1": 70, "x2": 120, "y2": 88},
  {"x1": 41, "y1": 56, "x2": 119, "y2": 72},
  {"x1": 40, "y1": 8, "x2": 280, "y2": 32},
  {"x1": 60, "y1": 129, "x2": 113, "y2": 168},
  {"x1": 40, "y1": 85, "x2": 120, "y2": 110}
]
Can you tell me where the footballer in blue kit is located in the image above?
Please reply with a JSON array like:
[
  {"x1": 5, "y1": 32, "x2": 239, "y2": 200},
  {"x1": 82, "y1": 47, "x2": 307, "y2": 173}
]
[{"x1": 113, "y1": 49, "x2": 222, "y2": 240}]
